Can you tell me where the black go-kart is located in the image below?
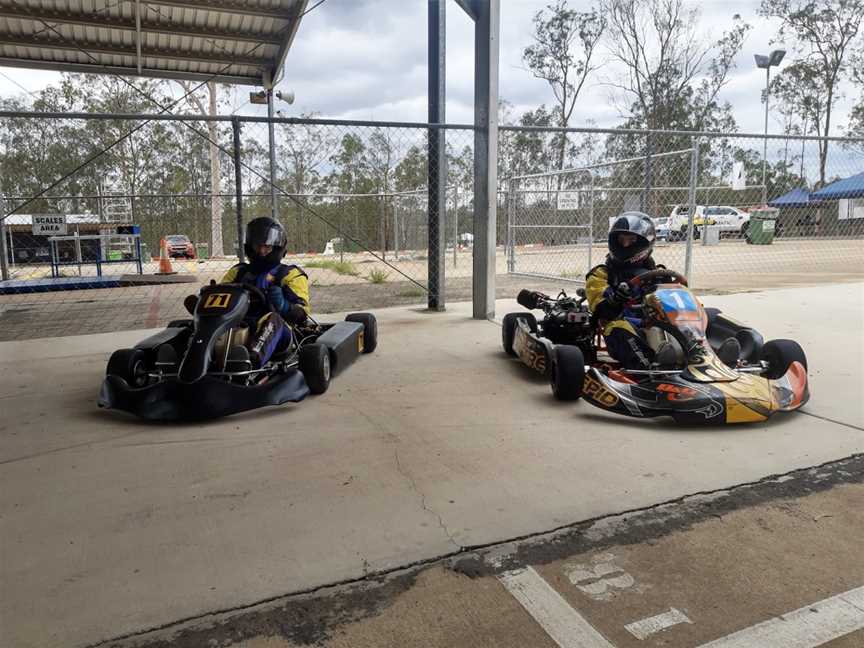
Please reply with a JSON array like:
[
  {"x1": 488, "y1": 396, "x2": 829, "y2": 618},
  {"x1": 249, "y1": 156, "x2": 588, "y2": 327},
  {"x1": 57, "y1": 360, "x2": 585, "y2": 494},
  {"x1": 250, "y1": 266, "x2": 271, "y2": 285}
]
[
  {"x1": 502, "y1": 270, "x2": 809, "y2": 424},
  {"x1": 98, "y1": 282, "x2": 377, "y2": 421}
]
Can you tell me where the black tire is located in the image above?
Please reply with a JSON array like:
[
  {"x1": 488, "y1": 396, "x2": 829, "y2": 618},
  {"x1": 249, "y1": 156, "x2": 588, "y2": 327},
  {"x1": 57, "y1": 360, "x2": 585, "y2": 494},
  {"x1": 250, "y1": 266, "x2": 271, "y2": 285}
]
[
  {"x1": 761, "y1": 339, "x2": 807, "y2": 380},
  {"x1": 502, "y1": 312, "x2": 537, "y2": 356},
  {"x1": 550, "y1": 344, "x2": 585, "y2": 401},
  {"x1": 299, "y1": 343, "x2": 331, "y2": 394},
  {"x1": 739, "y1": 221, "x2": 750, "y2": 240},
  {"x1": 106, "y1": 348, "x2": 148, "y2": 388},
  {"x1": 345, "y1": 312, "x2": 378, "y2": 353}
]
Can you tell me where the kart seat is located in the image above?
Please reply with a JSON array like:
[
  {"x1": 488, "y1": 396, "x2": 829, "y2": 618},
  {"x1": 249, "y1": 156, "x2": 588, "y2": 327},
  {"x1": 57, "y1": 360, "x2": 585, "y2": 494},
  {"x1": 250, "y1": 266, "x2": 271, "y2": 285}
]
[{"x1": 705, "y1": 308, "x2": 763, "y2": 364}]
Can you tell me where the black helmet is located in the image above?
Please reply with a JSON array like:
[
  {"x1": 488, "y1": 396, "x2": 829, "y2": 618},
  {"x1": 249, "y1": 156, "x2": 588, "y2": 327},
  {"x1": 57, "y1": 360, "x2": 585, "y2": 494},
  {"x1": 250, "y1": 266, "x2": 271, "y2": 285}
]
[
  {"x1": 244, "y1": 217, "x2": 287, "y2": 270},
  {"x1": 608, "y1": 211, "x2": 656, "y2": 264}
]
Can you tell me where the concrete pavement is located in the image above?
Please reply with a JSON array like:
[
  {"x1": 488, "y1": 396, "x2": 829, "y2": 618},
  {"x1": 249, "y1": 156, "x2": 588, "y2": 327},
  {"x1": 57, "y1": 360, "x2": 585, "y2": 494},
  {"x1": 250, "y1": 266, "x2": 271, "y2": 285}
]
[{"x1": 1, "y1": 282, "x2": 862, "y2": 647}]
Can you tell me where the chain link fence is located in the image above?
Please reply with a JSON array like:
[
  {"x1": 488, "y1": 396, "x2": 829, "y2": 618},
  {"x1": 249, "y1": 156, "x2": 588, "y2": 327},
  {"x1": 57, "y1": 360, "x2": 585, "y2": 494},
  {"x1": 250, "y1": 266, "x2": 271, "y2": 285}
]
[
  {"x1": 1, "y1": 112, "x2": 862, "y2": 341},
  {"x1": 503, "y1": 128, "x2": 864, "y2": 292}
]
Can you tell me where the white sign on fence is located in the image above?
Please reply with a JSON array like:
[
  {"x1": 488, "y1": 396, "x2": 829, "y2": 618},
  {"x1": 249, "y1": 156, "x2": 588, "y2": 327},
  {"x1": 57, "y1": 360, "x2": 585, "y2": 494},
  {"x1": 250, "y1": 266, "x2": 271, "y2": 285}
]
[
  {"x1": 730, "y1": 161, "x2": 746, "y2": 191},
  {"x1": 32, "y1": 215, "x2": 67, "y2": 236},
  {"x1": 557, "y1": 191, "x2": 581, "y2": 210}
]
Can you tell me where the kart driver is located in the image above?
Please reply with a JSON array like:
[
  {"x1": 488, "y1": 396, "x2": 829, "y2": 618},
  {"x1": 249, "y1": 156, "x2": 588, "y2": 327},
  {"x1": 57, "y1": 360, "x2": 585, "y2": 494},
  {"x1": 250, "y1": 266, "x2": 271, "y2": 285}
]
[
  {"x1": 586, "y1": 211, "x2": 739, "y2": 369},
  {"x1": 219, "y1": 216, "x2": 310, "y2": 367}
]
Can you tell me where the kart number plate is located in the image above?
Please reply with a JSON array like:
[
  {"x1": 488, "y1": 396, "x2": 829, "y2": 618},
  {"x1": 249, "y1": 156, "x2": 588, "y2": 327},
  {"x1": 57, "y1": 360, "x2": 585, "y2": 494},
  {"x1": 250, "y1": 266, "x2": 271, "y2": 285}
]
[{"x1": 203, "y1": 293, "x2": 232, "y2": 309}]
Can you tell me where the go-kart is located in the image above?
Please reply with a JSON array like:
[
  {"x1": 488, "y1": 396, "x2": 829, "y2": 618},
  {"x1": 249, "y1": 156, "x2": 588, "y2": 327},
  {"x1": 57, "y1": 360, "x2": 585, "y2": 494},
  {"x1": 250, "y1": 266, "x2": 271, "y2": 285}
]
[
  {"x1": 502, "y1": 269, "x2": 809, "y2": 424},
  {"x1": 98, "y1": 281, "x2": 377, "y2": 421}
]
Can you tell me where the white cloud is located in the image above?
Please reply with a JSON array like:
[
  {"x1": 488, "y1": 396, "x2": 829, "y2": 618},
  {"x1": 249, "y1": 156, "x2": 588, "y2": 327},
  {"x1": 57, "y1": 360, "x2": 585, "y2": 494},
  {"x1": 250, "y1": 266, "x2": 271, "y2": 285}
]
[{"x1": 0, "y1": 0, "x2": 858, "y2": 138}]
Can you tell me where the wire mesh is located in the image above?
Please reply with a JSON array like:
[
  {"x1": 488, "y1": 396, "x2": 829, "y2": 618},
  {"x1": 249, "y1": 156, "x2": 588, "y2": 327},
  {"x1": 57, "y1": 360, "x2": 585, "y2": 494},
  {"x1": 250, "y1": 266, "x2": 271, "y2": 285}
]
[
  {"x1": 0, "y1": 113, "x2": 476, "y2": 340},
  {"x1": 501, "y1": 128, "x2": 864, "y2": 292}
]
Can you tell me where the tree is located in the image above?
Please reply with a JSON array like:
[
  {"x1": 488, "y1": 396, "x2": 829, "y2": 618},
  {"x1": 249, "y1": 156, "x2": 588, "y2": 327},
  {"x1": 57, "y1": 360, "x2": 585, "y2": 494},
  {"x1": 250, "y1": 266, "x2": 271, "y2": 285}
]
[
  {"x1": 178, "y1": 81, "x2": 229, "y2": 257},
  {"x1": 602, "y1": 0, "x2": 750, "y2": 131},
  {"x1": 760, "y1": 0, "x2": 864, "y2": 185},
  {"x1": 522, "y1": 0, "x2": 605, "y2": 172}
]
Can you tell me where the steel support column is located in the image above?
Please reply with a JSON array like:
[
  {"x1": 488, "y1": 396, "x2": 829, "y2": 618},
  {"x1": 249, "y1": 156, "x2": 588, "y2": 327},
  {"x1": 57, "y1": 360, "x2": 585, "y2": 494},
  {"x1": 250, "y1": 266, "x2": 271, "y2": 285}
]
[
  {"x1": 232, "y1": 117, "x2": 245, "y2": 263},
  {"x1": 427, "y1": 0, "x2": 446, "y2": 311},
  {"x1": 0, "y1": 200, "x2": 9, "y2": 281},
  {"x1": 472, "y1": 0, "x2": 499, "y2": 319}
]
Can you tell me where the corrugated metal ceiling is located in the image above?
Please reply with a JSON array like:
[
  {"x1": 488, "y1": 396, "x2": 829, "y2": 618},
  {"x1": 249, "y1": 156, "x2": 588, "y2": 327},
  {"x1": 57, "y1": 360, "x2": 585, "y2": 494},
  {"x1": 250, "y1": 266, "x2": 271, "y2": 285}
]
[{"x1": 0, "y1": 0, "x2": 308, "y2": 86}]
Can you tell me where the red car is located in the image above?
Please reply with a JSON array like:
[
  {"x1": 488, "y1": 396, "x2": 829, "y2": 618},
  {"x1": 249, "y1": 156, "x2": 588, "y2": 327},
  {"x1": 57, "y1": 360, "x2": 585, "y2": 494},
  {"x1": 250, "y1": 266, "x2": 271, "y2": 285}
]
[{"x1": 165, "y1": 234, "x2": 195, "y2": 259}]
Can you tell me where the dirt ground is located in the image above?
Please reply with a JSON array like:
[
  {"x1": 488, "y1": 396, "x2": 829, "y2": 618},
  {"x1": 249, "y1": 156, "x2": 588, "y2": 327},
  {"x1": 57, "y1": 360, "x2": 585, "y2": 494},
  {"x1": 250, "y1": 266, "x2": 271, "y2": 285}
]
[{"x1": 1, "y1": 238, "x2": 862, "y2": 341}]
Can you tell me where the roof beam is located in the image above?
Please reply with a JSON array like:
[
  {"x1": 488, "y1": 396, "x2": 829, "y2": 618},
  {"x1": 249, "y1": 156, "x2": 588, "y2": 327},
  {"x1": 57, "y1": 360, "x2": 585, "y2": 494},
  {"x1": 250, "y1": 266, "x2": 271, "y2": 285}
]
[
  {"x1": 269, "y1": 0, "x2": 306, "y2": 88},
  {"x1": 0, "y1": 6, "x2": 283, "y2": 45},
  {"x1": 0, "y1": 56, "x2": 257, "y2": 86},
  {"x1": 142, "y1": 0, "x2": 294, "y2": 20},
  {"x1": 0, "y1": 35, "x2": 269, "y2": 66}
]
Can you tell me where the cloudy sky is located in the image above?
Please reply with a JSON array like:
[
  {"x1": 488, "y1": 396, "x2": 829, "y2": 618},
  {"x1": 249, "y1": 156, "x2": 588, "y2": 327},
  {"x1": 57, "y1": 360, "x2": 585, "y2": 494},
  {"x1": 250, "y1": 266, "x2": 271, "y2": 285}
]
[{"x1": 0, "y1": 0, "x2": 859, "y2": 136}]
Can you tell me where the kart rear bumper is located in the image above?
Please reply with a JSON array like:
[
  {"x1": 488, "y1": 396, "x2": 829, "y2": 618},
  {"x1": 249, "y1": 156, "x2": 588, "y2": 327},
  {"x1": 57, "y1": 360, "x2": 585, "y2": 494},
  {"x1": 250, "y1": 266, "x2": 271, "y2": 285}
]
[{"x1": 98, "y1": 371, "x2": 310, "y2": 421}]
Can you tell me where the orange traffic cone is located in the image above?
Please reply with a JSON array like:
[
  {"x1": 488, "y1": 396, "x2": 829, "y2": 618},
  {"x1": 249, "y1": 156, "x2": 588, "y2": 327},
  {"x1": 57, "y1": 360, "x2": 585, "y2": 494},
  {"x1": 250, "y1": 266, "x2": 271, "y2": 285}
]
[{"x1": 156, "y1": 238, "x2": 176, "y2": 275}]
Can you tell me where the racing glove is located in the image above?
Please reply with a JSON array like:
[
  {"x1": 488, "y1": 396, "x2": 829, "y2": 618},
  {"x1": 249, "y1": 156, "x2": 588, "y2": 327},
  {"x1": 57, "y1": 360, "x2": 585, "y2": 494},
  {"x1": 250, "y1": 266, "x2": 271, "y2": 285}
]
[
  {"x1": 284, "y1": 303, "x2": 308, "y2": 325},
  {"x1": 267, "y1": 284, "x2": 287, "y2": 313}
]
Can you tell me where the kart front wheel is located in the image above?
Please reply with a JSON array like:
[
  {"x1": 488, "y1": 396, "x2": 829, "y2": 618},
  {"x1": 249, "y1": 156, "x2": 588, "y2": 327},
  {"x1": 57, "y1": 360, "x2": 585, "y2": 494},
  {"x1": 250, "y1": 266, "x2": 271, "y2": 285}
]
[
  {"x1": 761, "y1": 339, "x2": 807, "y2": 380},
  {"x1": 502, "y1": 312, "x2": 537, "y2": 356},
  {"x1": 106, "y1": 348, "x2": 148, "y2": 388},
  {"x1": 550, "y1": 344, "x2": 585, "y2": 401},
  {"x1": 345, "y1": 312, "x2": 378, "y2": 353},
  {"x1": 300, "y1": 343, "x2": 331, "y2": 394}
]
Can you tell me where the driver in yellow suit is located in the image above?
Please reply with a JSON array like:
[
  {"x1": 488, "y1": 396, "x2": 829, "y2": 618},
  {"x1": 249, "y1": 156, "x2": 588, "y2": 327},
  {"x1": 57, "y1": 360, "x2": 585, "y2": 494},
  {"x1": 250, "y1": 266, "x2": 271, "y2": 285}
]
[{"x1": 585, "y1": 212, "x2": 667, "y2": 369}]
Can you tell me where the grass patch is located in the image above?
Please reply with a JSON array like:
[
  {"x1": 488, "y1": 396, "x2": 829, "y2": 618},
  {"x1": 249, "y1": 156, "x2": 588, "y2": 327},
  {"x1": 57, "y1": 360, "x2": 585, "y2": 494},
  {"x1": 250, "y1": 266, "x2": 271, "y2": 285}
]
[
  {"x1": 305, "y1": 259, "x2": 360, "y2": 276},
  {"x1": 367, "y1": 268, "x2": 390, "y2": 284},
  {"x1": 399, "y1": 287, "x2": 425, "y2": 298}
]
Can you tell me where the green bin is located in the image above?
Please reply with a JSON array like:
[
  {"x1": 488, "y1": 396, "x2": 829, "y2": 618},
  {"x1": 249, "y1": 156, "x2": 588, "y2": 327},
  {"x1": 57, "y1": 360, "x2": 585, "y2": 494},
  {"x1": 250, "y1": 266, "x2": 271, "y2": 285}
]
[
  {"x1": 196, "y1": 243, "x2": 209, "y2": 260},
  {"x1": 746, "y1": 208, "x2": 778, "y2": 245}
]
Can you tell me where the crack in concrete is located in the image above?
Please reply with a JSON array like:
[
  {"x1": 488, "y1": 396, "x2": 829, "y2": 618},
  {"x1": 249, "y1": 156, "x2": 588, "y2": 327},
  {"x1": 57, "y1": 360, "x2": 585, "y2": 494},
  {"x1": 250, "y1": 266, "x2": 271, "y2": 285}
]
[
  {"x1": 392, "y1": 444, "x2": 461, "y2": 551},
  {"x1": 799, "y1": 409, "x2": 864, "y2": 432}
]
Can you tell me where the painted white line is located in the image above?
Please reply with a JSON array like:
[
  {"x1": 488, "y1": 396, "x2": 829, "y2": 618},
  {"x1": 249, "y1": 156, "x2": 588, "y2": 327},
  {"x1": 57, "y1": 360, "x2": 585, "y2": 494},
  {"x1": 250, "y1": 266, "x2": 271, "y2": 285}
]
[
  {"x1": 625, "y1": 607, "x2": 692, "y2": 640},
  {"x1": 499, "y1": 567, "x2": 616, "y2": 648},
  {"x1": 698, "y1": 585, "x2": 864, "y2": 648}
]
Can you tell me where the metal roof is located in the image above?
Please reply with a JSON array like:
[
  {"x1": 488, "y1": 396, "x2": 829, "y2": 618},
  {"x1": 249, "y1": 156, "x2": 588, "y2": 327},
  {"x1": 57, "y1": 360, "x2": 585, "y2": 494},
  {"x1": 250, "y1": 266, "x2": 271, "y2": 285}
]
[{"x1": 0, "y1": 0, "x2": 308, "y2": 86}]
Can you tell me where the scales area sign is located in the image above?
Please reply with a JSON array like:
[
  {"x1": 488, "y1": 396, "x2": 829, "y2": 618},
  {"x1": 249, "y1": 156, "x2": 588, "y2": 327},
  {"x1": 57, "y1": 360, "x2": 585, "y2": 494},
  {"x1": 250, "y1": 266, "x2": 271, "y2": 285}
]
[{"x1": 32, "y1": 215, "x2": 67, "y2": 236}]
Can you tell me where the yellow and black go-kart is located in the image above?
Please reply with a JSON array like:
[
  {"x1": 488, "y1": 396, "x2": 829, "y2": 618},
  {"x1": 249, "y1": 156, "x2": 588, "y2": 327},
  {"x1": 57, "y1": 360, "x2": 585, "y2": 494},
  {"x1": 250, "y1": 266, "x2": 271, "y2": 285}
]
[
  {"x1": 98, "y1": 282, "x2": 377, "y2": 421},
  {"x1": 502, "y1": 270, "x2": 809, "y2": 424}
]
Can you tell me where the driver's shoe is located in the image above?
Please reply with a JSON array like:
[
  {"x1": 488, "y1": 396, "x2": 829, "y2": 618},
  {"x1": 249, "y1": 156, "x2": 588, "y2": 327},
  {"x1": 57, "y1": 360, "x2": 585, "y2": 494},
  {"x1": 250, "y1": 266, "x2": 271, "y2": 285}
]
[
  {"x1": 717, "y1": 337, "x2": 741, "y2": 367},
  {"x1": 653, "y1": 341, "x2": 678, "y2": 369}
]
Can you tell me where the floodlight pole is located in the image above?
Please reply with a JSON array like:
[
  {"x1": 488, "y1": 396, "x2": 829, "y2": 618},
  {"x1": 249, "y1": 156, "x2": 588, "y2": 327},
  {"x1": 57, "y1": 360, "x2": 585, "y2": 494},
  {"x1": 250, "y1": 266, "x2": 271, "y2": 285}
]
[
  {"x1": 267, "y1": 88, "x2": 278, "y2": 221},
  {"x1": 762, "y1": 66, "x2": 770, "y2": 205}
]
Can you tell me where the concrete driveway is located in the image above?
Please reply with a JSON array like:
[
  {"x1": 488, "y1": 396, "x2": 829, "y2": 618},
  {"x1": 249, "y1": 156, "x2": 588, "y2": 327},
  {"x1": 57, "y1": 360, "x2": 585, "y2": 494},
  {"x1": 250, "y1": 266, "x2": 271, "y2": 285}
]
[{"x1": 1, "y1": 282, "x2": 862, "y2": 647}]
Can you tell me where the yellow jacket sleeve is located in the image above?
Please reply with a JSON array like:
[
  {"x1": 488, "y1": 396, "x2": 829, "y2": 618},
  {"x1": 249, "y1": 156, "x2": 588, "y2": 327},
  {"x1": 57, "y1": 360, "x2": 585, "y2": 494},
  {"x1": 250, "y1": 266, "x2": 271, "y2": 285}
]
[
  {"x1": 281, "y1": 268, "x2": 311, "y2": 314},
  {"x1": 220, "y1": 266, "x2": 240, "y2": 283},
  {"x1": 585, "y1": 266, "x2": 609, "y2": 313}
]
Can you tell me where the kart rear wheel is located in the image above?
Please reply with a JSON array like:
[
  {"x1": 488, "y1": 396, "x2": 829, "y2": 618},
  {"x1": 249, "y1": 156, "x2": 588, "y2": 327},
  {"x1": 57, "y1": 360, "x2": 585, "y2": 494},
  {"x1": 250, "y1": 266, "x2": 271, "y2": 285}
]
[
  {"x1": 345, "y1": 312, "x2": 378, "y2": 353},
  {"x1": 502, "y1": 312, "x2": 537, "y2": 356},
  {"x1": 107, "y1": 348, "x2": 148, "y2": 388},
  {"x1": 550, "y1": 344, "x2": 585, "y2": 401},
  {"x1": 300, "y1": 343, "x2": 331, "y2": 394},
  {"x1": 761, "y1": 339, "x2": 808, "y2": 380}
]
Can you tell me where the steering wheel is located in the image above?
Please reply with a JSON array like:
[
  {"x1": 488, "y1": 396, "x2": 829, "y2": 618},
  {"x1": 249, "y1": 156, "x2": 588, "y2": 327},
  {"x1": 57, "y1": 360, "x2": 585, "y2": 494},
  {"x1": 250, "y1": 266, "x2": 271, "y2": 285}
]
[{"x1": 628, "y1": 269, "x2": 688, "y2": 294}]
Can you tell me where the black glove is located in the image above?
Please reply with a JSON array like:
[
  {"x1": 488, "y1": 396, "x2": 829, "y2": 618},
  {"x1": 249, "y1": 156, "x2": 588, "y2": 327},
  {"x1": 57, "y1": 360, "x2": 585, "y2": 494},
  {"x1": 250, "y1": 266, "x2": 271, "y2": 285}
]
[
  {"x1": 606, "y1": 282, "x2": 632, "y2": 306},
  {"x1": 285, "y1": 303, "x2": 308, "y2": 325}
]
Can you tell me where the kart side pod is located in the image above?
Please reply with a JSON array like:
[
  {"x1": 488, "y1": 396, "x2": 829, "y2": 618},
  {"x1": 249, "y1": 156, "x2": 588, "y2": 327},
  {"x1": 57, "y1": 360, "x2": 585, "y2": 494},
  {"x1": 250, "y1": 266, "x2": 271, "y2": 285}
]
[{"x1": 316, "y1": 321, "x2": 364, "y2": 375}]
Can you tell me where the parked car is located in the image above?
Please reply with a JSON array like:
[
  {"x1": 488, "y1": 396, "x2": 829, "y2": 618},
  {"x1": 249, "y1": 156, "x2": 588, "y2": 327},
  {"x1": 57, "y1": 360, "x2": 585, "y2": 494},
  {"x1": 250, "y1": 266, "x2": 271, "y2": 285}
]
[
  {"x1": 165, "y1": 234, "x2": 196, "y2": 259},
  {"x1": 702, "y1": 206, "x2": 751, "y2": 238},
  {"x1": 663, "y1": 205, "x2": 750, "y2": 241}
]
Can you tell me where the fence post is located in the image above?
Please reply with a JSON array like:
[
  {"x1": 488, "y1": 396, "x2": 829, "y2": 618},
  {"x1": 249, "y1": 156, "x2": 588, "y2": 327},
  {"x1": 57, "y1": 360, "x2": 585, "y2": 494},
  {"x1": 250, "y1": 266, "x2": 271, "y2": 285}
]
[
  {"x1": 338, "y1": 195, "x2": 344, "y2": 263},
  {"x1": 506, "y1": 179, "x2": 515, "y2": 273},
  {"x1": 684, "y1": 136, "x2": 700, "y2": 283},
  {"x1": 232, "y1": 117, "x2": 244, "y2": 263},
  {"x1": 453, "y1": 185, "x2": 458, "y2": 268},
  {"x1": 379, "y1": 192, "x2": 386, "y2": 262},
  {"x1": 0, "y1": 197, "x2": 9, "y2": 281},
  {"x1": 642, "y1": 132, "x2": 652, "y2": 212}
]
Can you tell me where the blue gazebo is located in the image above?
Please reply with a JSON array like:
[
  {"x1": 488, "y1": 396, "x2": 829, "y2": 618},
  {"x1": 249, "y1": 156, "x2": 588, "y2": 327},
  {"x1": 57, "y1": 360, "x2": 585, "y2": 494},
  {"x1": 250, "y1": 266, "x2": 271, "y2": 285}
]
[
  {"x1": 767, "y1": 187, "x2": 817, "y2": 208},
  {"x1": 810, "y1": 172, "x2": 864, "y2": 200}
]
